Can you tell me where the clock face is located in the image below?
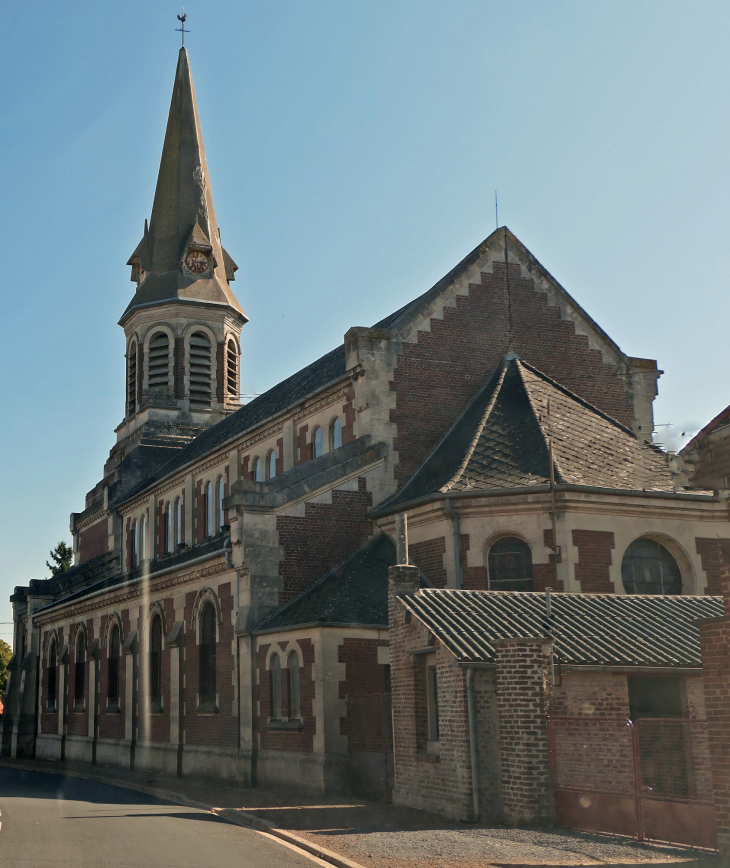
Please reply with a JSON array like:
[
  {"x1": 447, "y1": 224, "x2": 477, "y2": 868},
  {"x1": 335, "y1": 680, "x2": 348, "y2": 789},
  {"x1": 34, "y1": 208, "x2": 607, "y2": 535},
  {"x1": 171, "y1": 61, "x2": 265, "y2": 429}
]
[{"x1": 185, "y1": 250, "x2": 208, "y2": 274}]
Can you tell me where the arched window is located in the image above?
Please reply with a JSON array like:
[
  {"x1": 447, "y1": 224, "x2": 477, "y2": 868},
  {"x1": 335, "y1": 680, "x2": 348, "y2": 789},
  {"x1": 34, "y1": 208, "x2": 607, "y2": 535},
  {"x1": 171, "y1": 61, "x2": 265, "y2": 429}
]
[
  {"x1": 287, "y1": 651, "x2": 300, "y2": 719},
  {"x1": 312, "y1": 426, "x2": 324, "y2": 459},
  {"x1": 189, "y1": 331, "x2": 212, "y2": 410},
  {"x1": 487, "y1": 537, "x2": 534, "y2": 591},
  {"x1": 252, "y1": 457, "x2": 262, "y2": 482},
  {"x1": 270, "y1": 653, "x2": 282, "y2": 720},
  {"x1": 139, "y1": 515, "x2": 147, "y2": 563},
  {"x1": 621, "y1": 538, "x2": 682, "y2": 595},
  {"x1": 74, "y1": 632, "x2": 85, "y2": 709},
  {"x1": 204, "y1": 481, "x2": 213, "y2": 537},
  {"x1": 267, "y1": 449, "x2": 276, "y2": 481},
  {"x1": 127, "y1": 341, "x2": 137, "y2": 416},
  {"x1": 149, "y1": 615, "x2": 162, "y2": 705},
  {"x1": 226, "y1": 339, "x2": 238, "y2": 399},
  {"x1": 175, "y1": 497, "x2": 183, "y2": 547},
  {"x1": 165, "y1": 502, "x2": 172, "y2": 554},
  {"x1": 148, "y1": 331, "x2": 170, "y2": 393},
  {"x1": 47, "y1": 641, "x2": 57, "y2": 710},
  {"x1": 216, "y1": 476, "x2": 226, "y2": 532},
  {"x1": 131, "y1": 520, "x2": 138, "y2": 568},
  {"x1": 199, "y1": 603, "x2": 217, "y2": 705},
  {"x1": 108, "y1": 624, "x2": 120, "y2": 705},
  {"x1": 329, "y1": 417, "x2": 342, "y2": 451}
]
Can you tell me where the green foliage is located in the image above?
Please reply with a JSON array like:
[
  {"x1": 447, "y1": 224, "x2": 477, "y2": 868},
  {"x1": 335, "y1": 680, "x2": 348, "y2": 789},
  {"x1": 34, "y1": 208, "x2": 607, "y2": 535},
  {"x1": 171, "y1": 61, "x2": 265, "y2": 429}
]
[
  {"x1": 46, "y1": 541, "x2": 73, "y2": 576},
  {"x1": 0, "y1": 639, "x2": 12, "y2": 695}
]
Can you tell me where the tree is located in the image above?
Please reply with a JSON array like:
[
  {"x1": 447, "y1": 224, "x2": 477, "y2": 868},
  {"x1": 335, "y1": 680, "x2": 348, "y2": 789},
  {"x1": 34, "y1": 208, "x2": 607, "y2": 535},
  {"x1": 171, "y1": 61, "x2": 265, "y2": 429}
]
[
  {"x1": 46, "y1": 541, "x2": 73, "y2": 576},
  {"x1": 0, "y1": 639, "x2": 12, "y2": 695}
]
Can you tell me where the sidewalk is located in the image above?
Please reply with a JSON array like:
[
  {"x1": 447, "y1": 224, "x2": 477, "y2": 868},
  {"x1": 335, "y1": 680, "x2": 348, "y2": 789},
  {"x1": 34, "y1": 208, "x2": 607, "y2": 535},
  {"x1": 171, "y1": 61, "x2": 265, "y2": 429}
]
[{"x1": 0, "y1": 757, "x2": 718, "y2": 868}]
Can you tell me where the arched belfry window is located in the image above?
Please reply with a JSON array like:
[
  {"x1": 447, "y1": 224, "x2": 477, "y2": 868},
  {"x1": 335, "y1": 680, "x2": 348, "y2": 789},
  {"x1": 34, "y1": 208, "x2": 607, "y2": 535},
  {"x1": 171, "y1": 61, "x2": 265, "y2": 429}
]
[
  {"x1": 226, "y1": 339, "x2": 238, "y2": 399},
  {"x1": 199, "y1": 603, "x2": 217, "y2": 706},
  {"x1": 330, "y1": 417, "x2": 342, "y2": 451},
  {"x1": 622, "y1": 539, "x2": 682, "y2": 595},
  {"x1": 189, "y1": 331, "x2": 212, "y2": 410},
  {"x1": 108, "y1": 624, "x2": 120, "y2": 706},
  {"x1": 312, "y1": 426, "x2": 324, "y2": 459},
  {"x1": 148, "y1": 331, "x2": 170, "y2": 393},
  {"x1": 74, "y1": 632, "x2": 86, "y2": 710},
  {"x1": 127, "y1": 341, "x2": 138, "y2": 416},
  {"x1": 487, "y1": 537, "x2": 534, "y2": 591},
  {"x1": 149, "y1": 615, "x2": 162, "y2": 706},
  {"x1": 47, "y1": 640, "x2": 57, "y2": 710}
]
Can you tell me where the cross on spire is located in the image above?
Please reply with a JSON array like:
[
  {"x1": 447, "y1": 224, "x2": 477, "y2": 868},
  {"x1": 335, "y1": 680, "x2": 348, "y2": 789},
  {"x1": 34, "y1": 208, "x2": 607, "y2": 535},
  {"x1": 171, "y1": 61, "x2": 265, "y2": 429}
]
[{"x1": 176, "y1": 10, "x2": 189, "y2": 47}]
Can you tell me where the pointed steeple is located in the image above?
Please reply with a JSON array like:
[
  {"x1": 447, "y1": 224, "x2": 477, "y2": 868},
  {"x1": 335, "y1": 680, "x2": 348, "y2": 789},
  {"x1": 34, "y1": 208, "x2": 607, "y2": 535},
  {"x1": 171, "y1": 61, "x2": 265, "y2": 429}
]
[{"x1": 121, "y1": 48, "x2": 246, "y2": 324}]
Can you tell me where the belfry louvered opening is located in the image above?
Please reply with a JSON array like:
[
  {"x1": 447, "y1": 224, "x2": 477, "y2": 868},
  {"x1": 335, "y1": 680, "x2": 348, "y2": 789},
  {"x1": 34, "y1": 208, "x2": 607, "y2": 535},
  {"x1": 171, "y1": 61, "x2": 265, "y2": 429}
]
[
  {"x1": 127, "y1": 342, "x2": 137, "y2": 416},
  {"x1": 226, "y1": 339, "x2": 238, "y2": 398},
  {"x1": 189, "y1": 331, "x2": 212, "y2": 409},
  {"x1": 148, "y1": 331, "x2": 170, "y2": 392}
]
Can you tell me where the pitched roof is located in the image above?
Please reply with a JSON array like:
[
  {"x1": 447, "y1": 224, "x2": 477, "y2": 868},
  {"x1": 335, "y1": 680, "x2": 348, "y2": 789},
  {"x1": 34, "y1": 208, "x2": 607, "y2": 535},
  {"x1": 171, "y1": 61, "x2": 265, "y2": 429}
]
[
  {"x1": 680, "y1": 402, "x2": 730, "y2": 456},
  {"x1": 255, "y1": 534, "x2": 397, "y2": 632},
  {"x1": 398, "y1": 588, "x2": 724, "y2": 667},
  {"x1": 377, "y1": 356, "x2": 677, "y2": 511},
  {"x1": 121, "y1": 49, "x2": 244, "y2": 324}
]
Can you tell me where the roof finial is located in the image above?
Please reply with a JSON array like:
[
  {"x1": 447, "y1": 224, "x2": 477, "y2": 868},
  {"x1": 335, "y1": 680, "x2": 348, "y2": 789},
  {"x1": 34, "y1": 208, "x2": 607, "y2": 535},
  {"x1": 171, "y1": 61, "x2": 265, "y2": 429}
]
[{"x1": 176, "y1": 10, "x2": 189, "y2": 48}]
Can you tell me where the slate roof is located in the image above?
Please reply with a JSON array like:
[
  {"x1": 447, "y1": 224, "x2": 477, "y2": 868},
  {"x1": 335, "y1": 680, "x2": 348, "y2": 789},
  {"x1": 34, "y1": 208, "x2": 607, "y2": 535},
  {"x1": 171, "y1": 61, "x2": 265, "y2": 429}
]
[
  {"x1": 255, "y1": 534, "x2": 397, "y2": 632},
  {"x1": 376, "y1": 356, "x2": 679, "y2": 512},
  {"x1": 398, "y1": 588, "x2": 724, "y2": 667}
]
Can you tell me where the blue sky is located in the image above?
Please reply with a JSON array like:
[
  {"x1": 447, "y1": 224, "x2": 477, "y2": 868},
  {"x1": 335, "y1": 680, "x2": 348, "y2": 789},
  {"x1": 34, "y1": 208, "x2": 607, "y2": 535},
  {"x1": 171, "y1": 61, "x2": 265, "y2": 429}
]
[{"x1": 2, "y1": 1, "x2": 729, "y2": 639}]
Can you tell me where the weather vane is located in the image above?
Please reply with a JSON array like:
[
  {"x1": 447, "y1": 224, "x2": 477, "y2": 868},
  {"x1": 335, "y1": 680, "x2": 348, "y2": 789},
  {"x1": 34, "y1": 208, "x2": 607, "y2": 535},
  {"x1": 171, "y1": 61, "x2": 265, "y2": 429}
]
[{"x1": 176, "y1": 10, "x2": 189, "y2": 47}]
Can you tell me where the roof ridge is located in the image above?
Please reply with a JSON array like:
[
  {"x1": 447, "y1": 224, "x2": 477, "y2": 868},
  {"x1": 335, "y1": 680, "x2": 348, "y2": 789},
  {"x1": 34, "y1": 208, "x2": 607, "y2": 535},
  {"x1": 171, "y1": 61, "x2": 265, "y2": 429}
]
[
  {"x1": 514, "y1": 360, "x2": 567, "y2": 484},
  {"x1": 439, "y1": 362, "x2": 509, "y2": 493}
]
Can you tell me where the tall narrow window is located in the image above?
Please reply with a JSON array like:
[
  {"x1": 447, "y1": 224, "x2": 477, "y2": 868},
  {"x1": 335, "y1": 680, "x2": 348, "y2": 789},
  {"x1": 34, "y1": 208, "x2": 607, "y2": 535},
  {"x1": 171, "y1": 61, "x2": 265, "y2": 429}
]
[
  {"x1": 147, "y1": 331, "x2": 170, "y2": 393},
  {"x1": 74, "y1": 633, "x2": 86, "y2": 709},
  {"x1": 149, "y1": 616, "x2": 162, "y2": 706},
  {"x1": 226, "y1": 339, "x2": 238, "y2": 399},
  {"x1": 139, "y1": 515, "x2": 147, "y2": 563},
  {"x1": 205, "y1": 481, "x2": 213, "y2": 537},
  {"x1": 329, "y1": 417, "x2": 342, "y2": 451},
  {"x1": 175, "y1": 497, "x2": 182, "y2": 546},
  {"x1": 267, "y1": 449, "x2": 276, "y2": 481},
  {"x1": 312, "y1": 426, "x2": 324, "y2": 459},
  {"x1": 165, "y1": 502, "x2": 172, "y2": 554},
  {"x1": 270, "y1": 654, "x2": 282, "y2": 720},
  {"x1": 199, "y1": 603, "x2": 217, "y2": 705},
  {"x1": 108, "y1": 625, "x2": 120, "y2": 705},
  {"x1": 127, "y1": 341, "x2": 137, "y2": 416},
  {"x1": 487, "y1": 537, "x2": 534, "y2": 591},
  {"x1": 287, "y1": 652, "x2": 300, "y2": 719},
  {"x1": 132, "y1": 521, "x2": 138, "y2": 568},
  {"x1": 47, "y1": 641, "x2": 57, "y2": 710},
  {"x1": 189, "y1": 331, "x2": 213, "y2": 410},
  {"x1": 217, "y1": 476, "x2": 226, "y2": 532},
  {"x1": 252, "y1": 457, "x2": 262, "y2": 482}
]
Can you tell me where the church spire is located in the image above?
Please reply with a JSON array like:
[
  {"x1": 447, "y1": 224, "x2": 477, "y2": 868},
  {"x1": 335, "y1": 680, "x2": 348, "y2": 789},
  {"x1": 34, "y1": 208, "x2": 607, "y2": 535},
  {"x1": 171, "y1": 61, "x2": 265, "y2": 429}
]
[{"x1": 121, "y1": 48, "x2": 246, "y2": 325}]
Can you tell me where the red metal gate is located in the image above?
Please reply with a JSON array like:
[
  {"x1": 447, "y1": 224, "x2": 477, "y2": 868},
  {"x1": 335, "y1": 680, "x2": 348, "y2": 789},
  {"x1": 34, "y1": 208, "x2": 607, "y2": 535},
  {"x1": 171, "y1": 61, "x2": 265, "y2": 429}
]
[{"x1": 547, "y1": 716, "x2": 716, "y2": 851}]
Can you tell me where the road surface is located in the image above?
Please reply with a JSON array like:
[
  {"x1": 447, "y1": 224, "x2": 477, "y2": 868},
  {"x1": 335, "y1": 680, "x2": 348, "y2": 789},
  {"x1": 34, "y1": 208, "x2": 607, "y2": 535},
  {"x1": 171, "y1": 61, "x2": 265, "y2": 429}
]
[{"x1": 0, "y1": 766, "x2": 317, "y2": 868}]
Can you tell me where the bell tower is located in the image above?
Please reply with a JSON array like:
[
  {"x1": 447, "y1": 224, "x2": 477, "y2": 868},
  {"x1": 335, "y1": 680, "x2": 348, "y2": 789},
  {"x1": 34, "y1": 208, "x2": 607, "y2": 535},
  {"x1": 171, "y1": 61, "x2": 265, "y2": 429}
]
[{"x1": 108, "y1": 47, "x2": 247, "y2": 479}]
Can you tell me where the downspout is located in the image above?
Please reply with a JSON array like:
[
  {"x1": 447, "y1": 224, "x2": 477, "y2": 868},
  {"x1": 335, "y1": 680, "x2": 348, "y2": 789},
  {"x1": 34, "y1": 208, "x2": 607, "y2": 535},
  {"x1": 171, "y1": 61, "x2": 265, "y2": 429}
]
[
  {"x1": 443, "y1": 498, "x2": 462, "y2": 590},
  {"x1": 466, "y1": 667, "x2": 479, "y2": 820}
]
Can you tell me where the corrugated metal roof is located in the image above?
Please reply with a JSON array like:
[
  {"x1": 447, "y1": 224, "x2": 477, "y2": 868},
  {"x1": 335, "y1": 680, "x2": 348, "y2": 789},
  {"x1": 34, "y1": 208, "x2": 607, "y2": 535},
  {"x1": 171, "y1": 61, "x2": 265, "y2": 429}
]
[{"x1": 398, "y1": 589, "x2": 723, "y2": 668}]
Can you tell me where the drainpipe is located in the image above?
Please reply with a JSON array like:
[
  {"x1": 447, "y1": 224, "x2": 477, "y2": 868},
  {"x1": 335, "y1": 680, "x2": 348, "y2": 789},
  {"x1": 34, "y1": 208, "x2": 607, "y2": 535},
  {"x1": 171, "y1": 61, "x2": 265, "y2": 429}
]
[
  {"x1": 466, "y1": 667, "x2": 479, "y2": 820},
  {"x1": 443, "y1": 498, "x2": 462, "y2": 589}
]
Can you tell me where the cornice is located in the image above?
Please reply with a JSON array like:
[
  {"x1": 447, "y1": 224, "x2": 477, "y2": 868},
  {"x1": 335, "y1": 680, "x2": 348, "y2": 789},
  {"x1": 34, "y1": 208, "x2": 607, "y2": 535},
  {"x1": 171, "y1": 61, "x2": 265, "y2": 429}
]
[{"x1": 292, "y1": 385, "x2": 349, "y2": 423}]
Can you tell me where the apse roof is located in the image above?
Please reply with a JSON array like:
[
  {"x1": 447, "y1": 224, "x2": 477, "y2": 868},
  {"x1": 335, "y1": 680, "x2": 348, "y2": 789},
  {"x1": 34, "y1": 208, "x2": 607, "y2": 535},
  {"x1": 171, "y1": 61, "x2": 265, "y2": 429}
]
[{"x1": 398, "y1": 588, "x2": 724, "y2": 667}]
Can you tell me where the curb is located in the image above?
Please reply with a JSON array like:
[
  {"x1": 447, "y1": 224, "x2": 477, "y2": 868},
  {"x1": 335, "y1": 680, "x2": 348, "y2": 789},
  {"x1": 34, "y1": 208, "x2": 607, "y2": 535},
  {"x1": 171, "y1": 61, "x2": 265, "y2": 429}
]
[{"x1": 0, "y1": 759, "x2": 366, "y2": 868}]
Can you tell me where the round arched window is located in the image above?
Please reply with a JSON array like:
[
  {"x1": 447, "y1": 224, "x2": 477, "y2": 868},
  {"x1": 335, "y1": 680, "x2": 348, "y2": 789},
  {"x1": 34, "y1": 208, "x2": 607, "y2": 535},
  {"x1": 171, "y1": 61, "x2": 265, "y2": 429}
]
[
  {"x1": 621, "y1": 538, "x2": 682, "y2": 595},
  {"x1": 487, "y1": 537, "x2": 534, "y2": 591}
]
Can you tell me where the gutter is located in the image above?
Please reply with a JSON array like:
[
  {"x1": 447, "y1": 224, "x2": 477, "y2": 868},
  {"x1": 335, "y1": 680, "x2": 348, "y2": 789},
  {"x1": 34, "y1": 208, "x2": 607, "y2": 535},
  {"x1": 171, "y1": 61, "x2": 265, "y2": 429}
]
[
  {"x1": 443, "y1": 498, "x2": 462, "y2": 590},
  {"x1": 371, "y1": 482, "x2": 718, "y2": 519}
]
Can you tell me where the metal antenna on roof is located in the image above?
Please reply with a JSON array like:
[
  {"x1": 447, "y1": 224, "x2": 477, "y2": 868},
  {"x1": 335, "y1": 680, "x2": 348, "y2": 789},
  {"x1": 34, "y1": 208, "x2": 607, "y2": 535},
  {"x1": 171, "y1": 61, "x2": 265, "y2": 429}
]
[
  {"x1": 495, "y1": 190, "x2": 499, "y2": 229},
  {"x1": 504, "y1": 227, "x2": 514, "y2": 354},
  {"x1": 176, "y1": 10, "x2": 189, "y2": 47}
]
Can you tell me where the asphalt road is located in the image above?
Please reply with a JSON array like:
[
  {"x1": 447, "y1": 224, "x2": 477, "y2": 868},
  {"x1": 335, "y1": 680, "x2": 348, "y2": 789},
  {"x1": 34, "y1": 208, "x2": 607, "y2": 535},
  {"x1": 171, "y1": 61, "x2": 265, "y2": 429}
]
[{"x1": 0, "y1": 767, "x2": 317, "y2": 868}]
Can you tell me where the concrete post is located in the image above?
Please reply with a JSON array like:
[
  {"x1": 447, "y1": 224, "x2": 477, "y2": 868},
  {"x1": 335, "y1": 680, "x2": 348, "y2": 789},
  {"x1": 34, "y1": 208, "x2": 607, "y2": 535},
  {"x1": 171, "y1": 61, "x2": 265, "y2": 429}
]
[{"x1": 123, "y1": 630, "x2": 138, "y2": 770}]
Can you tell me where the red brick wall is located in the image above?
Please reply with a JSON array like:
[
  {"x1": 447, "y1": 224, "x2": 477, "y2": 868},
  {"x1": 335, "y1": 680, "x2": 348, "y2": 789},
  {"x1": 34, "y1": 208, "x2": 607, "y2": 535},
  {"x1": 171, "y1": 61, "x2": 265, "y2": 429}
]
[
  {"x1": 183, "y1": 582, "x2": 237, "y2": 747},
  {"x1": 572, "y1": 530, "x2": 615, "y2": 593},
  {"x1": 79, "y1": 520, "x2": 107, "y2": 564},
  {"x1": 337, "y1": 637, "x2": 390, "y2": 738},
  {"x1": 696, "y1": 538, "x2": 730, "y2": 595},
  {"x1": 389, "y1": 262, "x2": 635, "y2": 489},
  {"x1": 257, "y1": 638, "x2": 316, "y2": 752},
  {"x1": 342, "y1": 387, "x2": 356, "y2": 445},
  {"x1": 66, "y1": 620, "x2": 93, "y2": 737},
  {"x1": 495, "y1": 638, "x2": 552, "y2": 824},
  {"x1": 276, "y1": 479, "x2": 373, "y2": 605},
  {"x1": 409, "y1": 538, "x2": 447, "y2": 588},
  {"x1": 297, "y1": 424, "x2": 313, "y2": 465},
  {"x1": 552, "y1": 671, "x2": 629, "y2": 717}
]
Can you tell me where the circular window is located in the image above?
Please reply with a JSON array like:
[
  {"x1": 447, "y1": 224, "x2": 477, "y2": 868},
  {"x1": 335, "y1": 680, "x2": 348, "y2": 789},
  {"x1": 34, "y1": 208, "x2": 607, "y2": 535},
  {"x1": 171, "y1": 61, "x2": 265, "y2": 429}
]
[
  {"x1": 621, "y1": 538, "x2": 682, "y2": 595},
  {"x1": 488, "y1": 537, "x2": 534, "y2": 591}
]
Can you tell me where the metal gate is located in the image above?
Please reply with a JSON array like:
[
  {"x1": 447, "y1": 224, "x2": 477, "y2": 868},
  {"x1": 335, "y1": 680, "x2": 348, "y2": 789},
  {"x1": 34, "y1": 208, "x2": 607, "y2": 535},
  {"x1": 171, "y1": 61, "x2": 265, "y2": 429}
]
[{"x1": 547, "y1": 716, "x2": 716, "y2": 850}]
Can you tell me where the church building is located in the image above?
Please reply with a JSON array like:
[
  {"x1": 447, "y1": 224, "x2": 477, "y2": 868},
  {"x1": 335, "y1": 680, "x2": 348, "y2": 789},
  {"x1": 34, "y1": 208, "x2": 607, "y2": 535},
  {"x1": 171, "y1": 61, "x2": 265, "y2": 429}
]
[{"x1": 3, "y1": 48, "x2": 729, "y2": 803}]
